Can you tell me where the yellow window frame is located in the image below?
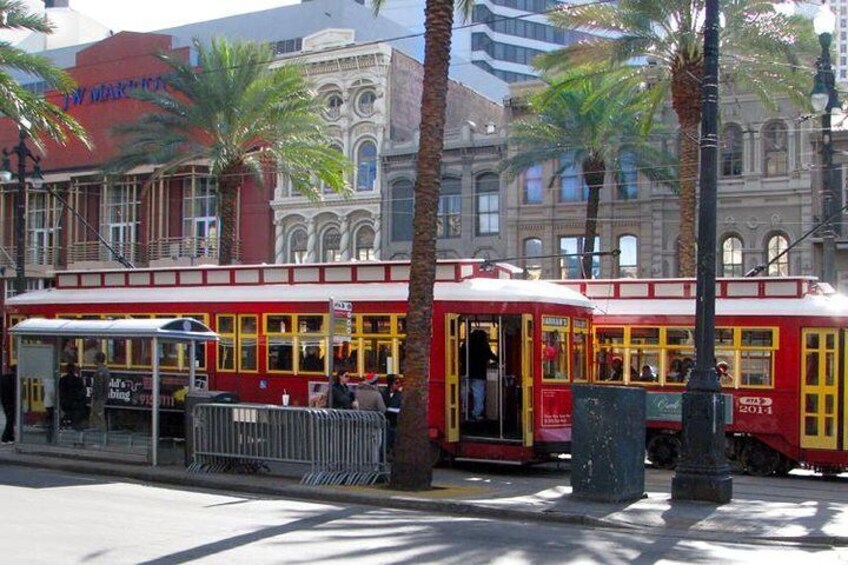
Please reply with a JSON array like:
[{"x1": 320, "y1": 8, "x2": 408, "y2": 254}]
[
  {"x1": 264, "y1": 313, "x2": 295, "y2": 374},
  {"x1": 541, "y1": 316, "x2": 570, "y2": 383},
  {"x1": 216, "y1": 314, "x2": 236, "y2": 372},
  {"x1": 237, "y1": 314, "x2": 259, "y2": 373}
]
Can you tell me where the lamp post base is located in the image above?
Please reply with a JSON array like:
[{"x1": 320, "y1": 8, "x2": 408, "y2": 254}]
[{"x1": 671, "y1": 389, "x2": 733, "y2": 504}]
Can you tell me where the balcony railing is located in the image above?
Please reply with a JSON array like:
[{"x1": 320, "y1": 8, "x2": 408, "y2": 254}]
[
  {"x1": 68, "y1": 241, "x2": 142, "y2": 266},
  {"x1": 147, "y1": 237, "x2": 240, "y2": 264}
]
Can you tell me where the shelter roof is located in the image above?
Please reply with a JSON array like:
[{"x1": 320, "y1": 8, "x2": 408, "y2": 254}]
[{"x1": 9, "y1": 317, "x2": 218, "y2": 341}]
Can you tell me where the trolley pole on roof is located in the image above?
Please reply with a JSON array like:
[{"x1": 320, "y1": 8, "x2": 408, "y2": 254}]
[{"x1": 671, "y1": 0, "x2": 733, "y2": 504}]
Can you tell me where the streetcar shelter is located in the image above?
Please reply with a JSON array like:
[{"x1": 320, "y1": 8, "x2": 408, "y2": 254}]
[{"x1": 9, "y1": 317, "x2": 218, "y2": 466}]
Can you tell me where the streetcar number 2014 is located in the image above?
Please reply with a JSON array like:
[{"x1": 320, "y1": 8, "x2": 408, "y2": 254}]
[{"x1": 738, "y1": 396, "x2": 773, "y2": 415}]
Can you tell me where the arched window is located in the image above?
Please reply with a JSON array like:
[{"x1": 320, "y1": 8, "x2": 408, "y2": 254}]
[
  {"x1": 523, "y1": 237, "x2": 543, "y2": 278},
  {"x1": 559, "y1": 153, "x2": 588, "y2": 202},
  {"x1": 560, "y1": 236, "x2": 600, "y2": 279},
  {"x1": 355, "y1": 225, "x2": 375, "y2": 261},
  {"x1": 356, "y1": 89, "x2": 377, "y2": 116},
  {"x1": 322, "y1": 228, "x2": 341, "y2": 263},
  {"x1": 288, "y1": 228, "x2": 308, "y2": 264},
  {"x1": 475, "y1": 173, "x2": 500, "y2": 235},
  {"x1": 437, "y1": 176, "x2": 461, "y2": 238},
  {"x1": 617, "y1": 235, "x2": 638, "y2": 278},
  {"x1": 721, "y1": 236, "x2": 743, "y2": 277},
  {"x1": 763, "y1": 121, "x2": 788, "y2": 177},
  {"x1": 721, "y1": 124, "x2": 743, "y2": 177},
  {"x1": 766, "y1": 233, "x2": 789, "y2": 276},
  {"x1": 391, "y1": 179, "x2": 413, "y2": 242},
  {"x1": 356, "y1": 140, "x2": 377, "y2": 192},
  {"x1": 617, "y1": 151, "x2": 638, "y2": 200},
  {"x1": 325, "y1": 92, "x2": 343, "y2": 119},
  {"x1": 523, "y1": 164, "x2": 543, "y2": 204}
]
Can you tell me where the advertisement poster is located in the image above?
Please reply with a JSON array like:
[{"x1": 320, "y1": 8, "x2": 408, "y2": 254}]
[{"x1": 91, "y1": 371, "x2": 206, "y2": 412}]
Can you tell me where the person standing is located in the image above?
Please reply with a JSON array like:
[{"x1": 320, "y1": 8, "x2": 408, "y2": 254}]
[
  {"x1": 468, "y1": 329, "x2": 496, "y2": 421},
  {"x1": 330, "y1": 370, "x2": 355, "y2": 409},
  {"x1": 381, "y1": 374, "x2": 402, "y2": 455},
  {"x1": 59, "y1": 362, "x2": 88, "y2": 430},
  {"x1": 89, "y1": 352, "x2": 109, "y2": 431},
  {"x1": 355, "y1": 373, "x2": 386, "y2": 465},
  {"x1": 1, "y1": 366, "x2": 16, "y2": 444}
]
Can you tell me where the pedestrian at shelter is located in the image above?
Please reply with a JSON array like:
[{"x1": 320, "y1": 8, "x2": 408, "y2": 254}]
[
  {"x1": 59, "y1": 362, "x2": 88, "y2": 430},
  {"x1": 89, "y1": 352, "x2": 109, "y2": 431},
  {"x1": 355, "y1": 372, "x2": 386, "y2": 465},
  {"x1": 1, "y1": 366, "x2": 16, "y2": 443},
  {"x1": 330, "y1": 370, "x2": 355, "y2": 409}
]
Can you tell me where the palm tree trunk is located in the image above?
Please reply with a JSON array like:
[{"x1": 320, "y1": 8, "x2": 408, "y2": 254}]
[
  {"x1": 581, "y1": 156, "x2": 605, "y2": 278},
  {"x1": 390, "y1": 0, "x2": 454, "y2": 491},
  {"x1": 671, "y1": 62, "x2": 703, "y2": 277},
  {"x1": 217, "y1": 166, "x2": 240, "y2": 266}
]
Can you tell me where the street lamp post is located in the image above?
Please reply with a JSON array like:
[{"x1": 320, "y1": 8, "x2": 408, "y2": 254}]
[
  {"x1": 670, "y1": 0, "x2": 733, "y2": 504},
  {"x1": 1, "y1": 126, "x2": 43, "y2": 296},
  {"x1": 811, "y1": 0, "x2": 841, "y2": 287}
]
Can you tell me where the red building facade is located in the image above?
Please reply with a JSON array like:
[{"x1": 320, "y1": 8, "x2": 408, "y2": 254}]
[{"x1": 0, "y1": 32, "x2": 273, "y2": 291}]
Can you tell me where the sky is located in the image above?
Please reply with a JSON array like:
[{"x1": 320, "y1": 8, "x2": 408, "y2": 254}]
[{"x1": 70, "y1": 0, "x2": 299, "y2": 33}]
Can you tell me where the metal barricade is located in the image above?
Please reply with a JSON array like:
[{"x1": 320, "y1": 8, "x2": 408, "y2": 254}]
[{"x1": 188, "y1": 404, "x2": 388, "y2": 486}]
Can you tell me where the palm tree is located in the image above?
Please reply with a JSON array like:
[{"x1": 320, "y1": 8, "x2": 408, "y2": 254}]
[
  {"x1": 540, "y1": 0, "x2": 817, "y2": 276},
  {"x1": 369, "y1": 0, "x2": 467, "y2": 491},
  {"x1": 110, "y1": 38, "x2": 349, "y2": 265},
  {"x1": 0, "y1": 0, "x2": 87, "y2": 144},
  {"x1": 504, "y1": 70, "x2": 676, "y2": 278}
]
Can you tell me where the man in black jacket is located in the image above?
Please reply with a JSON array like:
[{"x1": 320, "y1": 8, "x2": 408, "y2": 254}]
[
  {"x1": 0, "y1": 366, "x2": 15, "y2": 443},
  {"x1": 59, "y1": 362, "x2": 88, "y2": 430}
]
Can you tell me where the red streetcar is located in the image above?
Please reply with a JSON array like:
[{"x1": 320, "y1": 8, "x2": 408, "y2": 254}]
[
  {"x1": 561, "y1": 276, "x2": 848, "y2": 476},
  {"x1": 4, "y1": 259, "x2": 593, "y2": 464}
]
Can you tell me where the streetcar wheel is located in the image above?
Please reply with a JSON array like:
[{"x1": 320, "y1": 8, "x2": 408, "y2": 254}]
[
  {"x1": 741, "y1": 442, "x2": 780, "y2": 477},
  {"x1": 647, "y1": 434, "x2": 680, "y2": 470},
  {"x1": 774, "y1": 456, "x2": 795, "y2": 477}
]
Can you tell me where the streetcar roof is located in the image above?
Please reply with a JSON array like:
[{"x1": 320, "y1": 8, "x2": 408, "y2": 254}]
[
  {"x1": 9, "y1": 317, "x2": 219, "y2": 341},
  {"x1": 7, "y1": 278, "x2": 592, "y2": 309},
  {"x1": 591, "y1": 292, "x2": 848, "y2": 318}
]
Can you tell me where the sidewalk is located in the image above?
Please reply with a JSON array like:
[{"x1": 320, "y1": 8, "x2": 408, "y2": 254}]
[{"x1": 1, "y1": 441, "x2": 846, "y2": 546}]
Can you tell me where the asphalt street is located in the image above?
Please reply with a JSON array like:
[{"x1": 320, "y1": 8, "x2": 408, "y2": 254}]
[{"x1": 2, "y1": 464, "x2": 847, "y2": 564}]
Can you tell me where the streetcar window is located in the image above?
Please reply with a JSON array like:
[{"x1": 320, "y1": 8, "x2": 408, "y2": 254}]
[
  {"x1": 740, "y1": 351, "x2": 772, "y2": 386},
  {"x1": 362, "y1": 315, "x2": 392, "y2": 334},
  {"x1": 666, "y1": 328, "x2": 693, "y2": 346},
  {"x1": 572, "y1": 327, "x2": 588, "y2": 382},
  {"x1": 239, "y1": 315, "x2": 258, "y2": 372},
  {"x1": 631, "y1": 327, "x2": 660, "y2": 345},
  {"x1": 299, "y1": 315, "x2": 324, "y2": 333},
  {"x1": 266, "y1": 314, "x2": 292, "y2": 334},
  {"x1": 363, "y1": 340, "x2": 392, "y2": 374},
  {"x1": 266, "y1": 315, "x2": 294, "y2": 373},
  {"x1": 741, "y1": 329, "x2": 773, "y2": 347},
  {"x1": 542, "y1": 330, "x2": 567, "y2": 380},
  {"x1": 714, "y1": 328, "x2": 734, "y2": 346},
  {"x1": 217, "y1": 315, "x2": 236, "y2": 372},
  {"x1": 106, "y1": 338, "x2": 129, "y2": 367}
]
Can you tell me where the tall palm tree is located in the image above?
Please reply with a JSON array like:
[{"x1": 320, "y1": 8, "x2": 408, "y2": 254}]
[
  {"x1": 110, "y1": 38, "x2": 349, "y2": 265},
  {"x1": 540, "y1": 0, "x2": 817, "y2": 276},
  {"x1": 0, "y1": 0, "x2": 87, "y2": 144},
  {"x1": 369, "y1": 0, "x2": 468, "y2": 491},
  {"x1": 504, "y1": 70, "x2": 676, "y2": 278}
]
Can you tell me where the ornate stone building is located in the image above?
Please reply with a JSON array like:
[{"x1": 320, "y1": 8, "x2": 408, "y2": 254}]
[
  {"x1": 503, "y1": 84, "x2": 825, "y2": 285},
  {"x1": 270, "y1": 29, "x2": 505, "y2": 266}
]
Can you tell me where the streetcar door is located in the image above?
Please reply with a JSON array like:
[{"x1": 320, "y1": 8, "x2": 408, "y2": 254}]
[
  {"x1": 521, "y1": 314, "x2": 534, "y2": 447},
  {"x1": 445, "y1": 314, "x2": 460, "y2": 443},
  {"x1": 800, "y1": 329, "x2": 839, "y2": 450}
]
